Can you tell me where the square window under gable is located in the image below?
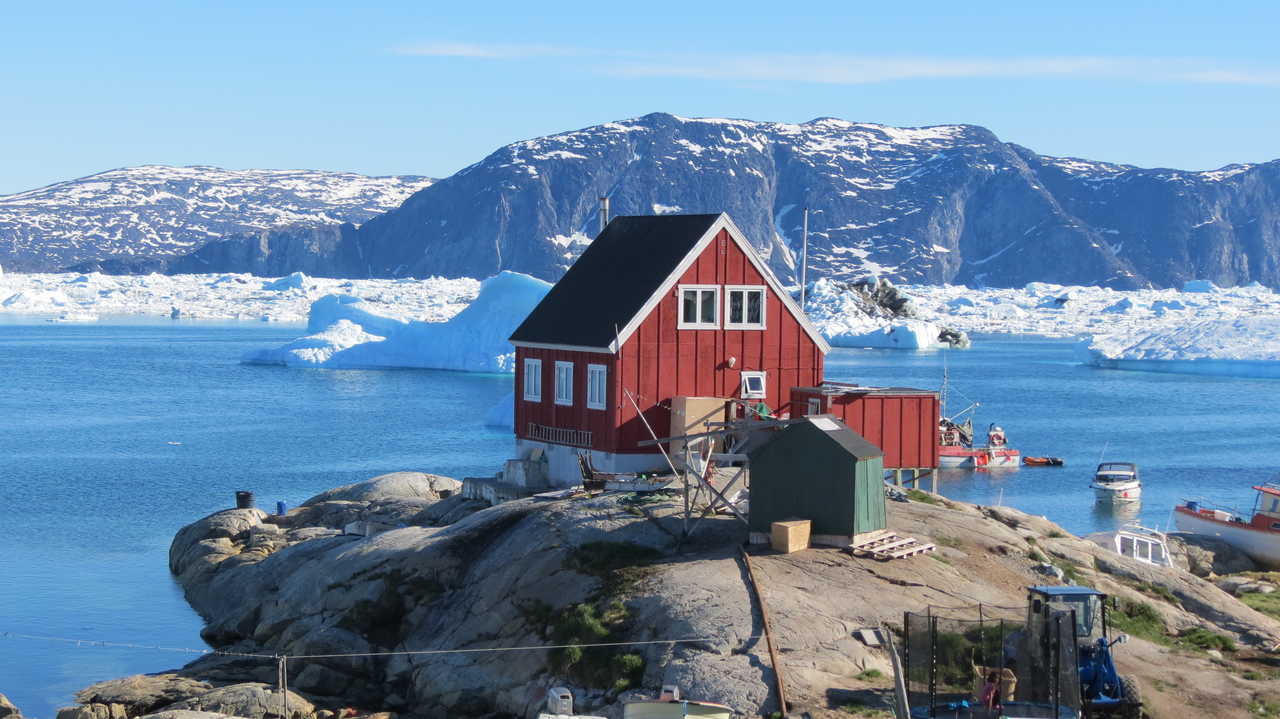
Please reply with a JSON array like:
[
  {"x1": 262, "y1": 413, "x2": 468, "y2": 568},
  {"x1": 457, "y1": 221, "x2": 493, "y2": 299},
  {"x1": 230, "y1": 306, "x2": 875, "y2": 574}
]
[
  {"x1": 678, "y1": 285, "x2": 719, "y2": 329},
  {"x1": 725, "y1": 285, "x2": 766, "y2": 329}
]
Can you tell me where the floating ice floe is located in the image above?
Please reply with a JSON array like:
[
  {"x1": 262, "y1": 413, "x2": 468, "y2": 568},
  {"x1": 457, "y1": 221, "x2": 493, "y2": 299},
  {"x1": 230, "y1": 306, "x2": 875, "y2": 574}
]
[
  {"x1": 1079, "y1": 317, "x2": 1280, "y2": 378},
  {"x1": 243, "y1": 271, "x2": 552, "y2": 372},
  {"x1": 0, "y1": 271, "x2": 478, "y2": 322},
  {"x1": 826, "y1": 321, "x2": 948, "y2": 350}
]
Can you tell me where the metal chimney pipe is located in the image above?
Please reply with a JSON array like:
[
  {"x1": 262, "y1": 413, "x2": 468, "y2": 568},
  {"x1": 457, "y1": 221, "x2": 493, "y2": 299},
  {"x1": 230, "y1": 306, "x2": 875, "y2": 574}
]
[{"x1": 599, "y1": 196, "x2": 610, "y2": 234}]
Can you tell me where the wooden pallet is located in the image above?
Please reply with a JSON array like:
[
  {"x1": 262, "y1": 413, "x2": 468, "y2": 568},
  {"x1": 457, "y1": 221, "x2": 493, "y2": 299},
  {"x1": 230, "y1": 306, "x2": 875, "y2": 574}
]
[{"x1": 846, "y1": 530, "x2": 935, "y2": 561}]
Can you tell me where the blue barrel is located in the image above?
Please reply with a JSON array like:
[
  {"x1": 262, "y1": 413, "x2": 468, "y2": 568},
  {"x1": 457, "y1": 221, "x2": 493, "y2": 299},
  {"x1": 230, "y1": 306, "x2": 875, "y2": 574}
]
[
  {"x1": 1187, "y1": 501, "x2": 1199, "y2": 512},
  {"x1": 276, "y1": 500, "x2": 288, "y2": 516}
]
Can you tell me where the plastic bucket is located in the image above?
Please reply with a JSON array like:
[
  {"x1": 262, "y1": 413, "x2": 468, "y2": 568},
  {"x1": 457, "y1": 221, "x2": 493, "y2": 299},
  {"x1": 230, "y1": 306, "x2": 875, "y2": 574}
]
[
  {"x1": 276, "y1": 500, "x2": 287, "y2": 516},
  {"x1": 235, "y1": 491, "x2": 255, "y2": 509}
]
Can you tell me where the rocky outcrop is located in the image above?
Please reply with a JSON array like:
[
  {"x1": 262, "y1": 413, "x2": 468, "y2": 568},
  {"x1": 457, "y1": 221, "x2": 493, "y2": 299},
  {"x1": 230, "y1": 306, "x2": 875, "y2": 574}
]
[
  {"x1": 158, "y1": 684, "x2": 312, "y2": 719},
  {"x1": 0, "y1": 694, "x2": 23, "y2": 719},
  {"x1": 159, "y1": 469, "x2": 1280, "y2": 719},
  {"x1": 58, "y1": 680, "x2": 312, "y2": 719},
  {"x1": 76, "y1": 675, "x2": 213, "y2": 716},
  {"x1": 1168, "y1": 533, "x2": 1259, "y2": 576}
]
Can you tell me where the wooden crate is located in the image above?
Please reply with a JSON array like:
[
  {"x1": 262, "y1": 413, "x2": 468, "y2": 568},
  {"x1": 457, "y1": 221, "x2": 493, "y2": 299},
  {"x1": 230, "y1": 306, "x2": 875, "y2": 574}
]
[{"x1": 771, "y1": 519, "x2": 811, "y2": 554}]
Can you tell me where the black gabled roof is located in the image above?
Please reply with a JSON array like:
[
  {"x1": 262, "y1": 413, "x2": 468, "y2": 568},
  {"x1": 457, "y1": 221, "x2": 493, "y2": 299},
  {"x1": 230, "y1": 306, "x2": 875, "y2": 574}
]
[{"x1": 510, "y1": 213, "x2": 722, "y2": 348}]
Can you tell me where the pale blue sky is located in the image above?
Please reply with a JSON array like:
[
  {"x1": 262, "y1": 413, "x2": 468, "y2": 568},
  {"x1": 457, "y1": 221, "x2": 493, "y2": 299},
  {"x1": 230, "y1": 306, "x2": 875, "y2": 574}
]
[{"x1": 4, "y1": 1, "x2": 1280, "y2": 194}]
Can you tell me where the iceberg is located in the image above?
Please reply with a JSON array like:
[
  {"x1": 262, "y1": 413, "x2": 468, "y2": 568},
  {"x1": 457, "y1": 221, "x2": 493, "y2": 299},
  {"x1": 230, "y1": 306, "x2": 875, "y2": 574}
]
[
  {"x1": 243, "y1": 271, "x2": 552, "y2": 372},
  {"x1": 827, "y1": 321, "x2": 947, "y2": 350},
  {"x1": 1080, "y1": 317, "x2": 1280, "y2": 378}
]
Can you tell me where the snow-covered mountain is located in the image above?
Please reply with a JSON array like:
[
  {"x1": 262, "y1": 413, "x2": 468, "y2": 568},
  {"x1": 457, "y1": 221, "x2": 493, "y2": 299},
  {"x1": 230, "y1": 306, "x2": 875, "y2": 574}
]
[
  {"x1": 188, "y1": 112, "x2": 1271, "y2": 289},
  {"x1": 0, "y1": 165, "x2": 433, "y2": 271},
  {"x1": 10, "y1": 114, "x2": 1280, "y2": 288}
]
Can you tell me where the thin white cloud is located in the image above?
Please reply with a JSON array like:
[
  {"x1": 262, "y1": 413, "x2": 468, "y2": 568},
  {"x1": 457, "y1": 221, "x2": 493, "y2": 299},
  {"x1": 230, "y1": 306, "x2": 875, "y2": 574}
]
[
  {"x1": 390, "y1": 42, "x2": 586, "y2": 59},
  {"x1": 391, "y1": 43, "x2": 1280, "y2": 87}
]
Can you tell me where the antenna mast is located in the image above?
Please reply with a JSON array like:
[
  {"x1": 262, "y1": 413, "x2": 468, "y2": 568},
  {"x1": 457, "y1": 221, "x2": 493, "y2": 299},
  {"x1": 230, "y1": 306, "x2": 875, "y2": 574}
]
[
  {"x1": 599, "y1": 196, "x2": 610, "y2": 233},
  {"x1": 800, "y1": 207, "x2": 809, "y2": 308}
]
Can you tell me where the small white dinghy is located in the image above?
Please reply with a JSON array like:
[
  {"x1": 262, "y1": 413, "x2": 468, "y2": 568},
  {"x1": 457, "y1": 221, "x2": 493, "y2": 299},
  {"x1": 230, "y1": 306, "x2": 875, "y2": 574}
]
[{"x1": 1091, "y1": 462, "x2": 1141, "y2": 503}]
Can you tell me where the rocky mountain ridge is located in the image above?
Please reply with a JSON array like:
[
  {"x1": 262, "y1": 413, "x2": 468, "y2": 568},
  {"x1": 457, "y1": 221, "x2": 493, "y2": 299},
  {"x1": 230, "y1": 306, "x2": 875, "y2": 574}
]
[
  {"x1": 179, "y1": 113, "x2": 1280, "y2": 289},
  {"x1": 0, "y1": 166, "x2": 432, "y2": 272},
  {"x1": 5, "y1": 114, "x2": 1279, "y2": 289}
]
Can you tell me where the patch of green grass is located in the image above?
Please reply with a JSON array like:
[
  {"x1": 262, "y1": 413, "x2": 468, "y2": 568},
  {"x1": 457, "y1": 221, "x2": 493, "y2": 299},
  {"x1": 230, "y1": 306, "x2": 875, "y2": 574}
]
[
  {"x1": 1242, "y1": 591, "x2": 1280, "y2": 621},
  {"x1": 1047, "y1": 530, "x2": 1067, "y2": 538},
  {"x1": 1051, "y1": 558, "x2": 1083, "y2": 584},
  {"x1": 1028, "y1": 549, "x2": 1047, "y2": 562},
  {"x1": 1108, "y1": 598, "x2": 1169, "y2": 646},
  {"x1": 567, "y1": 540, "x2": 664, "y2": 595},
  {"x1": 1244, "y1": 671, "x2": 1265, "y2": 681},
  {"x1": 930, "y1": 554, "x2": 952, "y2": 565},
  {"x1": 1131, "y1": 581, "x2": 1181, "y2": 607},
  {"x1": 839, "y1": 699, "x2": 893, "y2": 717},
  {"x1": 1249, "y1": 698, "x2": 1280, "y2": 718},
  {"x1": 544, "y1": 601, "x2": 646, "y2": 692},
  {"x1": 854, "y1": 669, "x2": 884, "y2": 681},
  {"x1": 1025, "y1": 537, "x2": 1038, "y2": 545},
  {"x1": 1177, "y1": 627, "x2": 1235, "y2": 653},
  {"x1": 933, "y1": 534, "x2": 962, "y2": 549},
  {"x1": 906, "y1": 488, "x2": 941, "y2": 505}
]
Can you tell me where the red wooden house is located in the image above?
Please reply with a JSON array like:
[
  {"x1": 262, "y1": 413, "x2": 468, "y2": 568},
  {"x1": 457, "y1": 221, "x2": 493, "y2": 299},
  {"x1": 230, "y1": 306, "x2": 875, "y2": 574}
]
[{"x1": 509, "y1": 213, "x2": 831, "y2": 485}]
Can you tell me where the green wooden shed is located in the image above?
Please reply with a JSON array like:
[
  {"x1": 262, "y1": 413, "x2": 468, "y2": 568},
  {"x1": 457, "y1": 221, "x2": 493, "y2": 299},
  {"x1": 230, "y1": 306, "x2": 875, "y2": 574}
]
[{"x1": 747, "y1": 414, "x2": 887, "y2": 541}]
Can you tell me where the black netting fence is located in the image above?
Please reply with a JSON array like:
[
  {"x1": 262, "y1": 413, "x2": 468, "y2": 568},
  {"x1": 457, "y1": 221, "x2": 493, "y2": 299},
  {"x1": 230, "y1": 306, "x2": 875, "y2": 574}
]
[{"x1": 903, "y1": 606, "x2": 1081, "y2": 719}]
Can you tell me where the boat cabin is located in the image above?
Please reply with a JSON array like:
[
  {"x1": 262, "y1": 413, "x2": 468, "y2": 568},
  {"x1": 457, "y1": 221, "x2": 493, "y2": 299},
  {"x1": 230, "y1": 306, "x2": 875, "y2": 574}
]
[
  {"x1": 1086, "y1": 525, "x2": 1172, "y2": 568},
  {"x1": 509, "y1": 213, "x2": 830, "y2": 486},
  {"x1": 1095, "y1": 462, "x2": 1139, "y2": 483}
]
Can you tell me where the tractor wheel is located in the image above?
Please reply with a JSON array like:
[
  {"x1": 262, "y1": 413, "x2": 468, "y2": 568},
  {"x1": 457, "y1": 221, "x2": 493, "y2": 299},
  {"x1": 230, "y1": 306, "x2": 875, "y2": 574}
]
[{"x1": 1120, "y1": 675, "x2": 1143, "y2": 718}]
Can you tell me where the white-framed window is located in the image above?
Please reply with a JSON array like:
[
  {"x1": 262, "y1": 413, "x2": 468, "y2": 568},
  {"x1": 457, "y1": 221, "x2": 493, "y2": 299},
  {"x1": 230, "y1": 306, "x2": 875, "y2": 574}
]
[
  {"x1": 678, "y1": 284, "x2": 719, "y2": 329},
  {"x1": 740, "y1": 371, "x2": 766, "y2": 399},
  {"x1": 806, "y1": 398, "x2": 823, "y2": 416},
  {"x1": 554, "y1": 361, "x2": 574, "y2": 406},
  {"x1": 586, "y1": 364, "x2": 607, "y2": 410},
  {"x1": 522, "y1": 358, "x2": 542, "y2": 402},
  {"x1": 724, "y1": 285, "x2": 766, "y2": 329}
]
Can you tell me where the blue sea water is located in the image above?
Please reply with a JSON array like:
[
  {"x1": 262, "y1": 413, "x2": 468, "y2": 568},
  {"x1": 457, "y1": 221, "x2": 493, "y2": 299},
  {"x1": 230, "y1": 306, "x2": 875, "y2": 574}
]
[{"x1": 0, "y1": 321, "x2": 1274, "y2": 716}]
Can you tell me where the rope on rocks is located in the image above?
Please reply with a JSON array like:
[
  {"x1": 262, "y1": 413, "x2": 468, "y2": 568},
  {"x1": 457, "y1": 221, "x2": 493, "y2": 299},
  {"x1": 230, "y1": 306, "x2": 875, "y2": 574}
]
[{"x1": 0, "y1": 630, "x2": 277, "y2": 658}]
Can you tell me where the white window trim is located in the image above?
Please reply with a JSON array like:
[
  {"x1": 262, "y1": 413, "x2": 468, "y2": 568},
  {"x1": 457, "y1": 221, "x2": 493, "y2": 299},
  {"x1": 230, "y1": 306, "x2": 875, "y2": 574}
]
[
  {"x1": 586, "y1": 364, "x2": 607, "y2": 410},
  {"x1": 522, "y1": 358, "x2": 542, "y2": 402},
  {"x1": 740, "y1": 371, "x2": 767, "y2": 399},
  {"x1": 554, "y1": 361, "x2": 574, "y2": 406},
  {"x1": 677, "y1": 284, "x2": 720, "y2": 330},
  {"x1": 806, "y1": 398, "x2": 823, "y2": 416},
  {"x1": 724, "y1": 285, "x2": 767, "y2": 330}
]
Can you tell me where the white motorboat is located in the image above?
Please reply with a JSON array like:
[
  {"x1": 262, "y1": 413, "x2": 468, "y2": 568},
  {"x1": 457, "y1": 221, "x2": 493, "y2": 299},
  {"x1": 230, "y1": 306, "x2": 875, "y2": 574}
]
[
  {"x1": 1086, "y1": 524, "x2": 1173, "y2": 568},
  {"x1": 1091, "y1": 462, "x2": 1141, "y2": 503}
]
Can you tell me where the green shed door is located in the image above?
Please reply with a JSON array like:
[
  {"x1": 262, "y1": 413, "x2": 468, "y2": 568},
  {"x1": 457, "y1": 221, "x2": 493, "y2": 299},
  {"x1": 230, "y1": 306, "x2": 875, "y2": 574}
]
[{"x1": 853, "y1": 457, "x2": 887, "y2": 534}]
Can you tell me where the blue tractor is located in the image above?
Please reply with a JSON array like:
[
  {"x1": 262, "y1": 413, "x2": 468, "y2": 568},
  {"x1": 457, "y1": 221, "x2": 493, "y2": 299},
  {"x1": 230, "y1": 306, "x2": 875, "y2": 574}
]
[{"x1": 1026, "y1": 586, "x2": 1142, "y2": 719}]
